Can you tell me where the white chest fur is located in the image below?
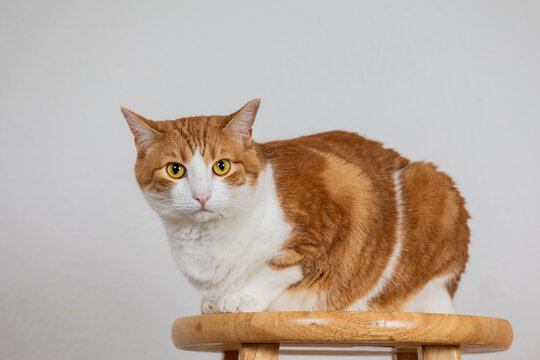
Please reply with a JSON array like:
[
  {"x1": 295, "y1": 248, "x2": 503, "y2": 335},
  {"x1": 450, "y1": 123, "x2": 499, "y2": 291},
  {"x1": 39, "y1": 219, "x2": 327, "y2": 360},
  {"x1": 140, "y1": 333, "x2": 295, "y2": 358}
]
[{"x1": 161, "y1": 165, "x2": 296, "y2": 301}]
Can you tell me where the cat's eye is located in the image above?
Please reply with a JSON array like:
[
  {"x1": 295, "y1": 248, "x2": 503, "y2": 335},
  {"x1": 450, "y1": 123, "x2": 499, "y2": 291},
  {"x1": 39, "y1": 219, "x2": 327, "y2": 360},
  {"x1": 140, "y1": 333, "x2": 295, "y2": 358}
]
[
  {"x1": 166, "y1": 163, "x2": 186, "y2": 179},
  {"x1": 212, "y1": 159, "x2": 231, "y2": 176}
]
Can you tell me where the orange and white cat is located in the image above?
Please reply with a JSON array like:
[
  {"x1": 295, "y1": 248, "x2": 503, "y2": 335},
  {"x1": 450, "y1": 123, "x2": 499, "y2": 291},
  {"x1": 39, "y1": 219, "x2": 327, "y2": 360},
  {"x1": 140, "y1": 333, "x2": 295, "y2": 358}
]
[{"x1": 122, "y1": 99, "x2": 469, "y2": 314}]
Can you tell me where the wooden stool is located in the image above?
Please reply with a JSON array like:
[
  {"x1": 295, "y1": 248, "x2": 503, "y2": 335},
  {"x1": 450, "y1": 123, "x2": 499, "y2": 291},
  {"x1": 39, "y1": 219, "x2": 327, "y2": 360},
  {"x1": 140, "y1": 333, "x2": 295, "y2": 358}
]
[{"x1": 171, "y1": 311, "x2": 513, "y2": 360}]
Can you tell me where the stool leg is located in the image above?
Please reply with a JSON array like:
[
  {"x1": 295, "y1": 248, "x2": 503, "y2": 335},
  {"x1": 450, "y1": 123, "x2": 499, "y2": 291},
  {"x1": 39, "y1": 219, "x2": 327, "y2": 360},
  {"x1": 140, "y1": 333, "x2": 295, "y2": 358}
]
[
  {"x1": 420, "y1": 346, "x2": 461, "y2": 360},
  {"x1": 393, "y1": 351, "x2": 418, "y2": 360},
  {"x1": 223, "y1": 351, "x2": 239, "y2": 360},
  {"x1": 239, "y1": 344, "x2": 279, "y2": 360}
]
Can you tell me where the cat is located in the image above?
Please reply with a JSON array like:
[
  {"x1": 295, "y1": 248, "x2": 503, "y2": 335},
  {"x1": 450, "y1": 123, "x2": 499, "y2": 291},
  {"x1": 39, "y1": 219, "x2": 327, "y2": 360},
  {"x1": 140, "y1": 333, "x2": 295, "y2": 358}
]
[{"x1": 122, "y1": 99, "x2": 469, "y2": 314}]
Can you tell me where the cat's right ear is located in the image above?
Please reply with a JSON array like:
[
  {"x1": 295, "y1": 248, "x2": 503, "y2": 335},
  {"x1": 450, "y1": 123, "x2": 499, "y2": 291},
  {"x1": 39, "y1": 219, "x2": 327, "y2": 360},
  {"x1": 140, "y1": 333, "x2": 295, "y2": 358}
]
[{"x1": 121, "y1": 107, "x2": 162, "y2": 150}]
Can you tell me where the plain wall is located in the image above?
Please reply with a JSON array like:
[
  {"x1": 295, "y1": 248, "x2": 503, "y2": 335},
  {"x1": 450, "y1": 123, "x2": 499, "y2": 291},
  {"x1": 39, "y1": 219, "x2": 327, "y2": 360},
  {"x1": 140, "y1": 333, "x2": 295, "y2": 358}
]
[{"x1": 1, "y1": 1, "x2": 539, "y2": 359}]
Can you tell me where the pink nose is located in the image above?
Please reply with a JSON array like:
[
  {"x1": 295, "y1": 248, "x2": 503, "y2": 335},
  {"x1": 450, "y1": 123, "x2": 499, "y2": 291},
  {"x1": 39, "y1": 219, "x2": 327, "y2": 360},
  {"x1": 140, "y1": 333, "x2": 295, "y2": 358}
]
[{"x1": 193, "y1": 194, "x2": 210, "y2": 207}]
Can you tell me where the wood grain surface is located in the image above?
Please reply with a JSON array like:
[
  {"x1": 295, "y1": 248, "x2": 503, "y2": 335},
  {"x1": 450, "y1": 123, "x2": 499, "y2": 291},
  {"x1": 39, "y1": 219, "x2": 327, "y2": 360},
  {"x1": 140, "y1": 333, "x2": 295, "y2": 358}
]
[{"x1": 171, "y1": 312, "x2": 512, "y2": 355}]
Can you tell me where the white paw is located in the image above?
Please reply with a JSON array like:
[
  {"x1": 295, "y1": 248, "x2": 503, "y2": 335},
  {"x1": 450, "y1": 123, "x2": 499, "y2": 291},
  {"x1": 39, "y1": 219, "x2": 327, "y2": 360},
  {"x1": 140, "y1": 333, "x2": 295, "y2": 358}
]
[
  {"x1": 215, "y1": 292, "x2": 265, "y2": 313},
  {"x1": 201, "y1": 298, "x2": 218, "y2": 314}
]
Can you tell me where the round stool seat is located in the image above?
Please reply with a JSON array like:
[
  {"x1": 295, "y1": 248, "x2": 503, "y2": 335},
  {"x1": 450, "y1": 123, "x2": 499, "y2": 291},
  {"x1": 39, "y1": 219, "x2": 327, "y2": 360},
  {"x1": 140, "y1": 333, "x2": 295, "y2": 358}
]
[{"x1": 172, "y1": 311, "x2": 512, "y2": 359}]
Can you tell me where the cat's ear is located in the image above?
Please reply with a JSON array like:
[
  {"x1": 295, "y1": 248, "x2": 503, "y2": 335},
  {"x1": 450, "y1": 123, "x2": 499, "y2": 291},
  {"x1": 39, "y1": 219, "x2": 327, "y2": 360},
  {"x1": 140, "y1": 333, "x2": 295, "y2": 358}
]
[
  {"x1": 224, "y1": 98, "x2": 260, "y2": 147},
  {"x1": 121, "y1": 107, "x2": 162, "y2": 150}
]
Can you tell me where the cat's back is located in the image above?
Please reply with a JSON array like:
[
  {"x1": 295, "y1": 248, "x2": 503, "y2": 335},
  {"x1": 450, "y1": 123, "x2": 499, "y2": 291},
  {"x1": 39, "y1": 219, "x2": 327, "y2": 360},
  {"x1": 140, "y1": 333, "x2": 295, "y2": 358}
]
[
  {"x1": 259, "y1": 130, "x2": 409, "y2": 175},
  {"x1": 257, "y1": 131, "x2": 409, "y2": 217}
]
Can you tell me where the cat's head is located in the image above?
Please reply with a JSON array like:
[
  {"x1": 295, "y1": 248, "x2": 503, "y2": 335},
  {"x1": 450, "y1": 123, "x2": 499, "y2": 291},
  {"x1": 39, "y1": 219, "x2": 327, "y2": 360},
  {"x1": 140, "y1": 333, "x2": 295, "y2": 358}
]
[{"x1": 122, "y1": 99, "x2": 262, "y2": 223}]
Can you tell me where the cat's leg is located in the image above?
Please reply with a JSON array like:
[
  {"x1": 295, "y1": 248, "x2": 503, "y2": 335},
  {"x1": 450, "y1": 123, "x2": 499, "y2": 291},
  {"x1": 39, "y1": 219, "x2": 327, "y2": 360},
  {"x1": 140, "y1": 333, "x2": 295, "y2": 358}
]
[
  {"x1": 212, "y1": 264, "x2": 303, "y2": 313},
  {"x1": 402, "y1": 275, "x2": 455, "y2": 314}
]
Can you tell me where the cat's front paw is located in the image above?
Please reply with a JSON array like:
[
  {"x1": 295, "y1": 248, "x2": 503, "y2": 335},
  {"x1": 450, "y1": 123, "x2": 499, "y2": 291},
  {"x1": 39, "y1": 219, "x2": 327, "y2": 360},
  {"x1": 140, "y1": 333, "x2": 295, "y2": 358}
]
[
  {"x1": 216, "y1": 292, "x2": 265, "y2": 313},
  {"x1": 201, "y1": 298, "x2": 218, "y2": 314}
]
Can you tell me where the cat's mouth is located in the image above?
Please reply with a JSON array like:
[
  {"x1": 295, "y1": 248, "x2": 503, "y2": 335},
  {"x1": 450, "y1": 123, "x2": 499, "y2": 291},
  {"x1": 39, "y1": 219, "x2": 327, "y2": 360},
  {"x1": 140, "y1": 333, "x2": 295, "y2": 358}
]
[
  {"x1": 193, "y1": 208, "x2": 213, "y2": 214},
  {"x1": 190, "y1": 208, "x2": 216, "y2": 222}
]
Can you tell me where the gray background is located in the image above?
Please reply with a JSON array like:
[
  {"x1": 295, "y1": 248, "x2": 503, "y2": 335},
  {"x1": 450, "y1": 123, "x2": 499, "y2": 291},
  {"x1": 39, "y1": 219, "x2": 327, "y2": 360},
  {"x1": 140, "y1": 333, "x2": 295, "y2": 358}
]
[{"x1": 1, "y1": 1, "x2": 539, "y2": 359}]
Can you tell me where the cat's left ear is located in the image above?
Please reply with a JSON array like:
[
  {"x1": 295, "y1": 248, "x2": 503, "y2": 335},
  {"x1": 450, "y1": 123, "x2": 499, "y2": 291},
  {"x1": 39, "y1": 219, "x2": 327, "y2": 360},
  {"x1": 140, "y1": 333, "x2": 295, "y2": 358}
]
[
  {"x1": 121, "y1": 107, "x2": 162, "y2": 150},
  {"x1": 224, "y1": 98, "x2": 260, "y2": 147}
]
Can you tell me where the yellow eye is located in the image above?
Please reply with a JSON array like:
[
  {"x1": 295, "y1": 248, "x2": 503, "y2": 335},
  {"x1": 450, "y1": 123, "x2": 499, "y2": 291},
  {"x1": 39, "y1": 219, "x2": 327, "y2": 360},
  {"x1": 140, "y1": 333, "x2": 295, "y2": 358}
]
[
  {"x1": 212, "y1": 159, "x2": 231, "y2": 176},
  {"x1": 166, "y1": 163, "x2": 186, "y2": 179}
]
